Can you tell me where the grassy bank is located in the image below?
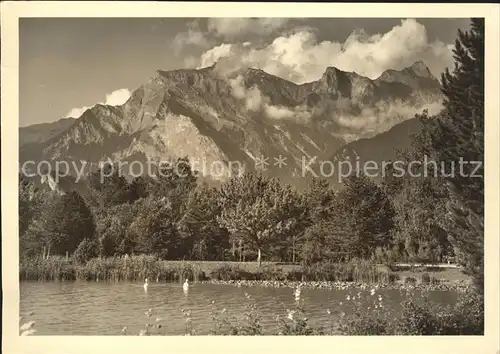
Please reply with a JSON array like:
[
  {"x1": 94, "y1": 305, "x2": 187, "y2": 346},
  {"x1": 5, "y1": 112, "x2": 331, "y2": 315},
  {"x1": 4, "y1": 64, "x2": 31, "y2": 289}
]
[{"x1": 20, "y1": 255, "x2": 470, "y2": 286}]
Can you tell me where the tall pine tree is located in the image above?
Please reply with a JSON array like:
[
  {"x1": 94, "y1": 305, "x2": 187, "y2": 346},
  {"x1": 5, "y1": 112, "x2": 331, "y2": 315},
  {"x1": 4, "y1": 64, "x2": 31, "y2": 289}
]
[
  {"x1": 329, "y1": 174, "x2": 395, "y2": 260},
  {"x1": 427, "y1": 19, "x2": 484, "y2": 291}
]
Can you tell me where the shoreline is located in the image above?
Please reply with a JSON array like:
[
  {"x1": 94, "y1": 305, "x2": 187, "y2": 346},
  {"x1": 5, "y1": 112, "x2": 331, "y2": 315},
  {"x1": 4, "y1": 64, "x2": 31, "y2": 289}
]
[
  {"x1": 199, "y1": 279, "x2": 472, "y2": 292},
  {"x1": 20, "y1": 256, "x2": 471, "y2": 287},
  {"x1": 20, "y1": 278, "x2": 472, "y2": 292}
]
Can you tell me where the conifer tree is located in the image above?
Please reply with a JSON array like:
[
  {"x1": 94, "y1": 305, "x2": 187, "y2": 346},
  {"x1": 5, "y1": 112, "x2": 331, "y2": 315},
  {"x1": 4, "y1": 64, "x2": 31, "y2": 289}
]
[
  {"x1": 427, "y1": 19, "x2": 484, "y2": 291},
  {"x1": 330, "y1": 174, "x2": 395, "y2": 259}
]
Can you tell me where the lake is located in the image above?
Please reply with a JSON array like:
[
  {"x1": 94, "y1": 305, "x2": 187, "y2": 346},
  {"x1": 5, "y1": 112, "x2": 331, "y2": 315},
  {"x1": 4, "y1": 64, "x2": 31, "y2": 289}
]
[{"x1": 20, "y1": 281, "x2": 459, "y2": 335}]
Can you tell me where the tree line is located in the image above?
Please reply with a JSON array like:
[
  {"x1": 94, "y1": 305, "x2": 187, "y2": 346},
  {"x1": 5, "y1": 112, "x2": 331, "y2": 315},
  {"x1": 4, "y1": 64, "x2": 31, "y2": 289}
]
[{"x1": 19, "y1": 20, "x2": 484, "y2": 289}]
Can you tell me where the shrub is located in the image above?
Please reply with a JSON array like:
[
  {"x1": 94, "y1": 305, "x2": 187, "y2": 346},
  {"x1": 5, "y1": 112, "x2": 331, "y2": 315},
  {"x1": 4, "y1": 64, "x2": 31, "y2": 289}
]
[
  {"x1": 210, "y1": 264, "x2": 256, "y2": 281},
  {"x1": 420, "y1": 273, "x2": 431, "y2": 284},
  {"x1": 388, "y1": 273, "x2": 400, "y2": 283},
  {"x1": 447, "y1": 290, "x2": 484, "y2": 334},
  {"x1": 397, "y1": 299, "x2": 444, "y2": 335},
  {"x1": 257, "y1": 265, "x2": 288, "y2": 281},
  {"x1": 404, "y1": 276, "x2": 417, "y2": 285},
  {"x1": 430, "y1": 276, "x2": 441, "y2": 285},
  {"x1": 286, "y1": 270, "x2": 304, "y2": 281},
  {"x1": 278, "y1": 317, "x2": 324, "y2": 335},
  {"x1": 339, "y1": 313, "x2": 390, "y2": 335},
  {"x1": 394, "y1": 289, "x2": 484, "y2": 335},
  {"x1": 74, "y1": 238, "x2": 99, "y2": 264}
]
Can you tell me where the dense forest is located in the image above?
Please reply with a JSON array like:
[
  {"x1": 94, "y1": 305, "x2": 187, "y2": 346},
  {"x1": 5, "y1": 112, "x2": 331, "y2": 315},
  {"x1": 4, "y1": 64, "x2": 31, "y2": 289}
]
[{"x1": 19, "y1": 19, "x2": 484, "y2": 292}]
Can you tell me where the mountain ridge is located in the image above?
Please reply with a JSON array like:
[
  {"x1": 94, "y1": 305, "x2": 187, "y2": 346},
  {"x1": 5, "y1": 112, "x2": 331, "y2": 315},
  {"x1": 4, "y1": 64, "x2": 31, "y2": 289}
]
[{"x1": 20, "y1": 61, "x2": 443, "y2": 189}]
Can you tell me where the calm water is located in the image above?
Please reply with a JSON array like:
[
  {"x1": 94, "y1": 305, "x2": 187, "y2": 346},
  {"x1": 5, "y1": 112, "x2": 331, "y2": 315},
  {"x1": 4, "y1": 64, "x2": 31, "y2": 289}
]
[{"x1": 20, "y1": 281, "x2": 458, "y2": 335}]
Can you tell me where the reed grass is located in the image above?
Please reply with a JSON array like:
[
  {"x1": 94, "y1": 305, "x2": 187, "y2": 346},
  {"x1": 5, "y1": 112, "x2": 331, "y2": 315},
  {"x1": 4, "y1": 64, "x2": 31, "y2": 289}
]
[
  {"x1": 20, "y1": 255, "x2": 207, "y2": 282},
  {"x1": 302, "y1": 260, "x2": 392, "y2": 283},
  {"x1": 20, "y1": 256, "x2": 397, "y2": 284}
]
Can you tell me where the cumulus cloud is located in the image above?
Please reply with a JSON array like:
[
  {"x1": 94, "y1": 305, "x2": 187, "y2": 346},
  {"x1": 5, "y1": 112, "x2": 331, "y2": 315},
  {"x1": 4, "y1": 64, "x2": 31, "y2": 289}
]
[
  {"x1": 195, "y1": 19, "x2": 454, "y2": 84},
  {"x1": 172, "y1": 18, "x2": 298, "y2": 57},
  {"x1": 265, "y1": 104, "x2": 311, "y2": 121},
  {"x1": 226, "y1": 71, "x2": 443, "y2": 140},
  {"x1": 229, "y1": 75, "x2": 264, "y2": 111},
  {"x1": 199, "y1": 44, "x2": 236, "y2": 70},
  {"x1": 65, "y1": 88, "x2": 131, "y2": 118},
  {"x1": 172, "y1": 19, "x2": 212, "y2": 55},
  {"x1": 228, "y1": 69, "x2": 443, "y2": 138},
  {"x1": 334, "y1": 100, "x2": 443, "y2": 140},
  {"x1": 103, "y1": 89, "x2": 132, "y2": 106},
  {"x1": 66, "y1": 106, "x2": 93, "y2": 119},
  {"x1": 207, "y1": 18, "x2": 292, "y2": 39}
]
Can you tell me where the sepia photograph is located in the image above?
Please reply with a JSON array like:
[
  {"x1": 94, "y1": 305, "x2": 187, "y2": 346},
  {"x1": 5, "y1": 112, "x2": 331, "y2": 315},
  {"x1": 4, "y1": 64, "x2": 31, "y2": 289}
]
[{"x1": 2, "y1": 2, "x2": 499, "y2": 354}]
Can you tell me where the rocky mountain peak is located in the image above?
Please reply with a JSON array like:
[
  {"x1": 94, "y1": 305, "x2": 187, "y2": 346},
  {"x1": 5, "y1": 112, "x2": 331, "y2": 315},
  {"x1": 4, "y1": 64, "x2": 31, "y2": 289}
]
[
  {"x1": 377, "y1": 61, "x2": 437, "y2": 85},
  {"x1": 408, "y1": 60, "x2": 434, "y2": 78},
  {"x1": 314, "y1": 66, "x2": 353, "y2": 99}
]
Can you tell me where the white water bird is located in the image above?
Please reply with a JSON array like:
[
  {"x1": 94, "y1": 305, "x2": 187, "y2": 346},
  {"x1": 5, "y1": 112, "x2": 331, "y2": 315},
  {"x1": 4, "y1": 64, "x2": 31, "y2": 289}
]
[
  {"x1": 20, "y1": 329, "x2": 37, "y2": 336},
  {"x1": 294, "y1": 286, "x2": 302, "y2": 301},
  {"x1": 183, "y1": 279, "x2": 189, "y2": 292},
  {"x1": 20, "y1": 321, "x2": 35, "y2": 332},
  {"x1": 144, "y1": 278, "x2": 149, "y2": 290}
]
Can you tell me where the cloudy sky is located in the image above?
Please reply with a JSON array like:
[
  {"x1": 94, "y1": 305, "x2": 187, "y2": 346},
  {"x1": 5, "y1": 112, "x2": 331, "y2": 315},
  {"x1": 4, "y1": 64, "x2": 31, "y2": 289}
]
[{"x1": 19, "y1": 18, "x2": 470, "y2": 127}]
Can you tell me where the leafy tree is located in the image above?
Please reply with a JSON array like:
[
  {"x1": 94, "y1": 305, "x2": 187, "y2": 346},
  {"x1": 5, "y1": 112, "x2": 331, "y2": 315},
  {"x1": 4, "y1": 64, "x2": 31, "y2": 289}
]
[
  {"x1": 96, "y1": 203, "x2": 138, "y2": 256},
  {"x1": 381, "y1": 113, "x2": 455, "y2": 263},
  {"x1": 19, "y1": 176, "x2": 52, "y2": 259},
  {"x1": 25, "y1": 191, "x2": 95, "y2": 256},
  {"x1": 269, "y1": 185, "x2": 309, "y2": 263},
  {"x1": 19, "y1": 176, "x2": 46, "y2": 238},
  {"x1": 300, "y1": 220, "x2": 338, "y2": 264},
  {"x1": 217, "y1": 173, "x2": 302, "y2": 266},
  {"x1": 128, "y1": 197, "x2": 179, "y2": 259},
  {"x1": 217, "y1": 173, "x2": 270, "y2": 260},
  {"x1": 74, "y1": 238, "x2": 100, "y2": 263},
  {"x1": 178, "y1": 186, "x2": 230, "y2": 260},
  {"x1": 303, "y1": 178, "x2": 336, "y2": 224},
  {"x1": 218, "y1": 196, "x2": 275, "y2": 266},
  {"x1": 129, "y1": 175, "x2": 150, "y2": 200},
  {"x1": 88, "y1": 164, "x2": 134, "y2": 207},
  {"x1": 148, "y1": 156, "x2": 198, "y2": 201}
]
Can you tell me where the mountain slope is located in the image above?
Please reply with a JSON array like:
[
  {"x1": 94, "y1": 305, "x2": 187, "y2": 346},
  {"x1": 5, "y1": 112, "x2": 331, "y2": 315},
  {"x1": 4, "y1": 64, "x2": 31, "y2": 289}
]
[
  {"x1": 19, "y1": 61, "x2": 443, "y2": 188},
  {"x1": 329, "y1": 117, "x2": 424, "y2": 183},
  {"x1": 19, "y1": 118, "x2": 76, "y2": 146}
]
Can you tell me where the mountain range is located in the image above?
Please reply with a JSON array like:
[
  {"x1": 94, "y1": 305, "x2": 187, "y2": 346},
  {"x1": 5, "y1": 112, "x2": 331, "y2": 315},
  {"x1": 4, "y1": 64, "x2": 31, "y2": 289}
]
[{"x1": 19, "y1": 60, "x2": 443, "y2": 190}]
